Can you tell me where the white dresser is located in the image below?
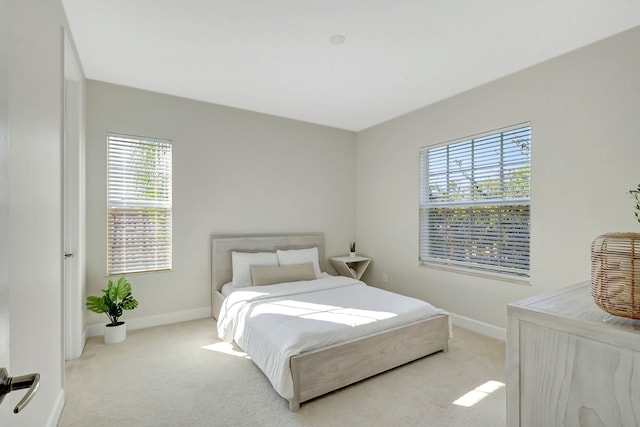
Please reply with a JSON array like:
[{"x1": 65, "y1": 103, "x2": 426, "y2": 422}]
[{"x1": 507, "y1": 282, "x2": 640, "y2": 427}]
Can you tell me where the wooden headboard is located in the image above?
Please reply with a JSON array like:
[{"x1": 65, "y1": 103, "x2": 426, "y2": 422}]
[{"x1": 211, "y1": 233, "x2": 326, "y2": 293}]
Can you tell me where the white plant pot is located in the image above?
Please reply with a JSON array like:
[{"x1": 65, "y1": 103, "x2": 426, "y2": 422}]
[
  {"x1": 350, "y1": 251, "x2": 356, "y2": 258},
  {"x1": 104, "y1": 322, "x2": 126, "y2": 344}
]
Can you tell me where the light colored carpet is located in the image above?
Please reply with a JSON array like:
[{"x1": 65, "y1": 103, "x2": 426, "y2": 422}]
[{"x1": 59, "y1": 318, "x2": 506, "y2": 427}]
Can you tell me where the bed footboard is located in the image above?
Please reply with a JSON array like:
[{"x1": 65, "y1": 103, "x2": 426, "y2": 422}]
[{"x1": 288, "y1": 314, "x2": 449, "y2": 411}]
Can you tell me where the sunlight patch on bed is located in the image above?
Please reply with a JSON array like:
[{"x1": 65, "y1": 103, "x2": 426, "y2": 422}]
[
  {"x1": 452, "y1": 380, "x2": 505, "y2": 407},
  {"x1": 202, "y1": 342, "x2": 251, "y2": 359},
  {"x1": 249, "y1": 299, "x2": 396, "y2": 326}
]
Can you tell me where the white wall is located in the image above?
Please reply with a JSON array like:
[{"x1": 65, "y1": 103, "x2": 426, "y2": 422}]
[
  {"x1": 85, "y1": 81, "x2": 357, "y2": 329},
  {"x1": 8, "y1": 0, "x2": 71, "y2": 425},
  {"x1": 356, "y1": 26, "x2": 640, "y2": 333}
]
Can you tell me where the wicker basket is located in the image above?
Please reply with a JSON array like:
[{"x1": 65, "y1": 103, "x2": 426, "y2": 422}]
[{"x1": 591, "y1": 232, "x2": 640, "y2": 319}]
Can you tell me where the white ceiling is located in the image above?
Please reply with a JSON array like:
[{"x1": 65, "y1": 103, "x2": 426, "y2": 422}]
[{"x1": 62, "y1": 1, "x2": 640, "y2": 131}]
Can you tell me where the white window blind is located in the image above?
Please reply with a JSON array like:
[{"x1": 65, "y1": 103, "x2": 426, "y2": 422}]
[
  {"x1": 107, "y1": 134, "x2": 172, "y2": 275},
  {"x1": 419, "y1": 124, "x2": 531, "y2": 278}
]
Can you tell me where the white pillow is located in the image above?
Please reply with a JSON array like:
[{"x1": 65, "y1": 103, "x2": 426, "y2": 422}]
[
  {"x1": 231, "y1": 251, "x2": 278, "y2": 288},
  {"x1": 276, "y1": 247, "x2": 322, "y2": 278},
  {"x1": 250, "y1": 263, "x2": 316, "y2": 286}
]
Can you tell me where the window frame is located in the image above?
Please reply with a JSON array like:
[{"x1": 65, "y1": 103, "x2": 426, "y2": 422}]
[
  {"x1": 419, "y1": 123, "x2": 531, "y2": 282},
  {"x1": 106, "y1": 133, "x2": 173, "y2": 276}
]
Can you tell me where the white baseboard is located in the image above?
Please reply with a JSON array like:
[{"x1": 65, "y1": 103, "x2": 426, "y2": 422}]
[
  {"x1": 450, "y1": 313, "x2": 506, "y2": 341},
  {"x1": 47, "y1": 389, "x2": 65, "y2": 427},
  {"x1": 85, "y1": 306, "x2": 212, "y2": 338}
]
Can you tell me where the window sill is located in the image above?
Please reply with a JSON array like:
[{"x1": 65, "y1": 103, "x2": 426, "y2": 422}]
[{"x1": 419, "y1": 262, "x2": 530, "y2": 286}]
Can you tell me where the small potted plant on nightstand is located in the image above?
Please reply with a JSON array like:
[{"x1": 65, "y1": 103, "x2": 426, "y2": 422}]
[
  {"x1": 86, "y1": 276, "x2": 139, "y2": 344},
  {"x1": 349, "y1": 241, "x2": 356, "y2": 258}
]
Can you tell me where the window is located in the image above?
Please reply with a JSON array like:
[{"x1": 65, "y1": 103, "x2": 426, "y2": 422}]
[
  {"x1": 107, "y1": 134, "x2": 172, "y2": 275},
  {"x1": 419, "y1": 124, "x2": 531, "y2": 279}
]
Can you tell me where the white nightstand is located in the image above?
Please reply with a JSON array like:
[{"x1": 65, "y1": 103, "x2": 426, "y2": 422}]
[{"x1": 329, "y1": 256, "x2": 371, "y2": 280}]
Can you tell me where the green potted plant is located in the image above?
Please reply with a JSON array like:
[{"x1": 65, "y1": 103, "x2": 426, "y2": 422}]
[
  {"x1": 349, "y1": 241, "x2": 356, "y2": 258},
  {"x1": 86, "y1": 276, "x2": 139, "y2": 344}
]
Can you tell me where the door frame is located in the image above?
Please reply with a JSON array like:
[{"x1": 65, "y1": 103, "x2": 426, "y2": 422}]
[{"x1": 62, "y1": 30, "x2": 85, "y2": 361}]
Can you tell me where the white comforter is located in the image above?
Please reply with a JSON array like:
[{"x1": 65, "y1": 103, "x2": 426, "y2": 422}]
[{"x1": 217, "y1": 276, "x2": 447, "y2": 399}]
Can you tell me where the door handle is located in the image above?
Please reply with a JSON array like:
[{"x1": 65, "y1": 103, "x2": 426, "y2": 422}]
[
  {"x1": 64, "y1": 252, "x2": 74, "y2": 259},
  {"x1": 0, "y1": 367, "x2": 41, "y2": 414}
]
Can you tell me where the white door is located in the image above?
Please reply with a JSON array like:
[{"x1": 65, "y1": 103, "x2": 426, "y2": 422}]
[
  {"x1": 1, "y1": 3, "x2": 41, "y2": 419},
  {"x1": 63, "y1": 31, "x2": 84, "y2": 360},
  {"x1": 1, "y1": 0, "x2": 11, "y2": 420}
]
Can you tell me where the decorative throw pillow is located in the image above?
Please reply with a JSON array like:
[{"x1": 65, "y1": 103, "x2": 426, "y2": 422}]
[
  {"x1": 251, "y1": 263, "x2": 316, "y2": 286},
  {"x1": 231, "y1": 251, "x2": 278, "y2": 288},
  {"x1": 276, "y1": 247, "x2": 322, "y2": 278}
]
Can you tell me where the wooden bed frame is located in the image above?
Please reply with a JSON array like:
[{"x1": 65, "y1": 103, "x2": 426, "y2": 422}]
[{"x1": 211, "y1": 233, "x2": 449, "y2": 411}]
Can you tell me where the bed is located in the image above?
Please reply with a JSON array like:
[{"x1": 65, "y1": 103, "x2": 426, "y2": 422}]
[{"x1": 211, "y1": 233, "x2": 450, "y2": 411}]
